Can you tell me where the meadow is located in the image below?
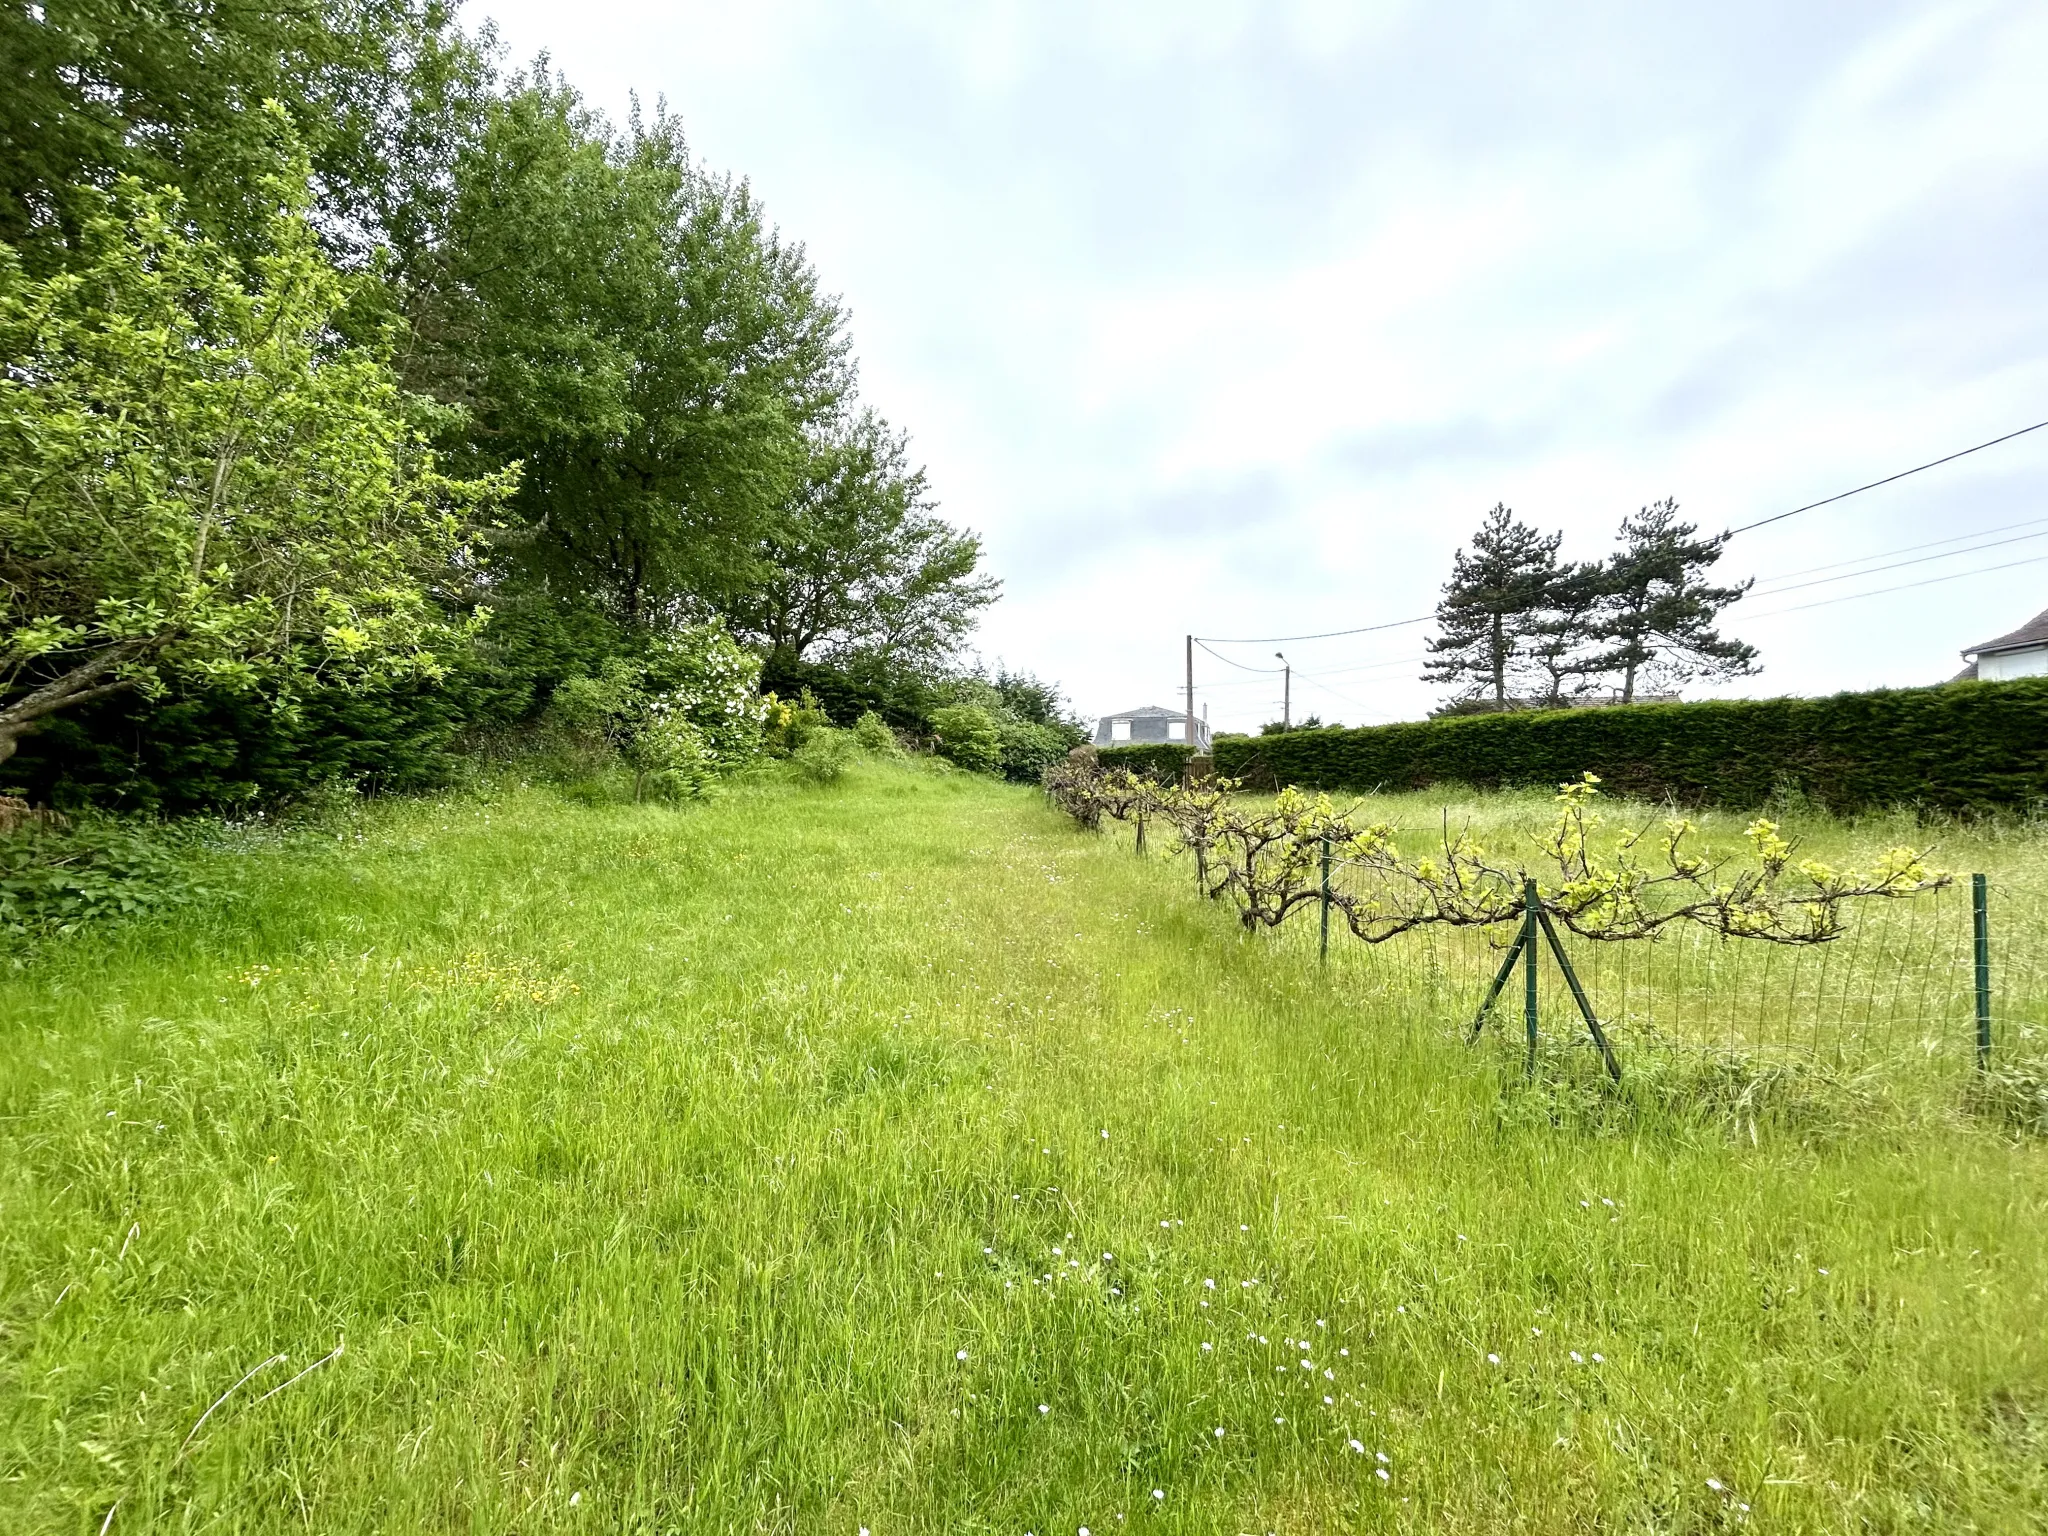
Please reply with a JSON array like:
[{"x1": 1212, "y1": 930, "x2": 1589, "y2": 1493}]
[{"x1": 3, "y1": 763, "x2": 2046, "y2": 1532}]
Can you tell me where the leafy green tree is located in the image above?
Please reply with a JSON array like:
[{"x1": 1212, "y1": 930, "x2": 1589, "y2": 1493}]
[
  {"x1": 421, "y1": 78, "x2": 849, "y2": 626},
  {"x1": 1591, "y1": 499, "x2": 1757, "y2": 702},
  {"x1": 1, "y1": 0, "x2": 481, "y2": 271},
  {"x1": 728, "y1": 409, "x2": 997, "y2": 666},
  {"x1": 0, "y1": 150, "x2": 511, "y2": 767},
  {"x1": 1423, "y1": 503, "x2": 1562, "y2": 711}
]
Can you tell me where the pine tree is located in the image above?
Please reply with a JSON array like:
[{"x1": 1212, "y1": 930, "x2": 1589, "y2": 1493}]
[
  {"x1": 1592, "y1": 498, "x2": 1758, "y2": 702},
  {"x1": 1519, "y1": 561, "x2": 1618, "y2": 706},
  {"x1": 1423, "y1": 503, "x2": 1561, "y2": 711}
]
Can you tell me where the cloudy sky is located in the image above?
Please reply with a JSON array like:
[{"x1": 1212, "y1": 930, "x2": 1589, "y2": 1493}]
[{"x1": 476, "y1": 0, "x2": 2048, "y2": 732}]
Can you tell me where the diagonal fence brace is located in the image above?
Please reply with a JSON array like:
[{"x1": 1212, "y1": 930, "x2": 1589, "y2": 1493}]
[{"x1": 1536, "y1": 907, "x2": 1622, "y2": 1081}]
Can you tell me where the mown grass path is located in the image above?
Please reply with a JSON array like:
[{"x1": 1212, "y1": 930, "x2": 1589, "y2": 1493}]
[{"x1": 3, "y1": 767, "x2": 2046, "y2": 1532}]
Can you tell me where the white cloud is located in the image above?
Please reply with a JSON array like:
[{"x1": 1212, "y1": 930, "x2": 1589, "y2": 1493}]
[{"x1": 475, "y1": 0, "x2": 2048, "y2": 728}]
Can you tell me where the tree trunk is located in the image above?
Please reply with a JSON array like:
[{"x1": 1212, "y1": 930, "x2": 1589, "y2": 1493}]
[
  {"x1": 0, "y1": 650, "x2": 142, "y2": 764},
  {"x1": 1491, "y1": 614, "x2": 1506, "y2": 708}
]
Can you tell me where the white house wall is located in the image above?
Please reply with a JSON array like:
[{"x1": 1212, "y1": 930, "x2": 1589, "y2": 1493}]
[{"x1": 1979, "y1": 647, "x2": 2048, "y2": 681}]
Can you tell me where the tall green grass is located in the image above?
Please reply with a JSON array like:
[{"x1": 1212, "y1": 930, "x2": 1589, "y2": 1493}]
[{"x1": 2, "y1": 764, "x2": 2045, "y2": 1532}]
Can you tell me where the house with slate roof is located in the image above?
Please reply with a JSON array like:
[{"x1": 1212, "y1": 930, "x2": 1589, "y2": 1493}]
[
  {"x1": 1956, "y1": 606, "x2": 2048, "y2": 681},
  {"x1": 1093, "y1": 704, "x2": 1211, "y2": 752}
]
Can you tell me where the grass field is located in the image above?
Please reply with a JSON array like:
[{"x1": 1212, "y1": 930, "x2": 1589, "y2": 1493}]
[{"x1": 4, "y1": 763, "x2": 2047, "y2": 1532}]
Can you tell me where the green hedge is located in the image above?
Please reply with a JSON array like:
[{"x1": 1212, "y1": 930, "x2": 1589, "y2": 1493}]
[
  {"x1": 1210, "y1": 680, "x2": 2048, "y2": 815},
  {"x1": 1097, "y1": 743, "x2": 1195, "y2": 780}
]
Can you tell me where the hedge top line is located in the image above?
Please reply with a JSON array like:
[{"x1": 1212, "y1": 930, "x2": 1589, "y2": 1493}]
[{"x1": 1094, "y1": 677, "x2": 2048, "y2": 814}]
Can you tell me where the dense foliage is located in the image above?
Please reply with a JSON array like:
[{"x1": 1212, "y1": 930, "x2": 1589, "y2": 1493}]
[
  {"x1": 0, "y1": 150, "x2": 509, "y2": 767},
  {"x1": 547, "y1": 625, "x2": 764, "y2": 800},
  {"x1": 1214, "y1": 679, "x2": 2048, "y2": 815},
  {"x1": 3, "y1": 0, "x2": 1033, "y2": 815}
]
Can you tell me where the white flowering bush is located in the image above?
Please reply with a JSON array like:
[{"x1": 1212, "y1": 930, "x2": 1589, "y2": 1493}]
[{"x1": 549, "y1": 624, "x2": 765, "y2": 800}]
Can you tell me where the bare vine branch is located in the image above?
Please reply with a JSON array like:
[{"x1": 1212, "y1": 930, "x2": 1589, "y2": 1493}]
[{"x1": 1041, "y1": 762, "x2": 1949, "y2": 944}]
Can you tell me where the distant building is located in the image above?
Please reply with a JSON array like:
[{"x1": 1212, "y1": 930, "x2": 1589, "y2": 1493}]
[
  {"x1": 1093, "y1": 704, "x2": 1211, "y2": 752},
  {"x1": 1957, "y1": 607, "x2": 2048, "y2": 681}
]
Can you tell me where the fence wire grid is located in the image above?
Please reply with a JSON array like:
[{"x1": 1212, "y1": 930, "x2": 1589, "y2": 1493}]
[{"x1": 1115, "y1": 822, "x2": 2046, "y2": 1080}]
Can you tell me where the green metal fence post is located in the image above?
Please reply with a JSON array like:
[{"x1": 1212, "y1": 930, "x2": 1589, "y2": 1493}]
[
  {"x1": 1319, "y1": 833, "x2": 1332, "y2": 964},
  {"x1": 1973, "y1": 872, "x2": 1992, "y2": 1071},
  {"x1": 1523, "y1": 878, "x2": 1540, "y2": 1076}
]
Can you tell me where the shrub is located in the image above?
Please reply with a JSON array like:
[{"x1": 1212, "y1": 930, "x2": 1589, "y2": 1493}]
[
  {"x1": 853, "y1": 711, "x2": 903, "y2": 756},
  {"x1": 549, "y1": 624, "x2": 763, "y2": 800},
  {"x1": 1213, "y1": 679, "x2": 2048, "y2": 815},
  {"x1": 996, "y1": 719, "x2": 1074, "y2": 783},
  {"x1": 757, "y1": 651, "x2": 935, "y2": 734},
  {"x1": 763, "y1": 690, "x2": 835, "y2": 756},
  {"x1": 928, "y1": 705, "x2": 1002, "y2": 774},
  {"x1": 0, "y1": 817, "x2": 217, "y2": 939},
  {"x1": 792, "y1": 727, "x2": 859, "y2": 785}
]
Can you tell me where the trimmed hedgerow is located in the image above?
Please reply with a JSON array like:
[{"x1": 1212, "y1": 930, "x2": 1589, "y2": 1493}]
[{"x1": 1211, "y1": 680, "x2": 2048, "y2": 815}]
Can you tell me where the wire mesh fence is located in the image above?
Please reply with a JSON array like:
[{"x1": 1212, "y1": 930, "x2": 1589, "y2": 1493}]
[{"x1": 1123, "y1": 820, "x2": 2046, "y2": 1082}]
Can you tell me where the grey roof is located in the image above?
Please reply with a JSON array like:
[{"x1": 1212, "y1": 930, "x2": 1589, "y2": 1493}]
[
  {"x1": 1964, "y1": 605, "x2": 2048, "y2": 658},
  {"x1": 1099, "y1": 704, "x2": 1183, "y2": 720}
]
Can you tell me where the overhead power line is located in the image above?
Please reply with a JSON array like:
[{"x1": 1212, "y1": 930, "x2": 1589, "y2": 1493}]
[
  {"x1": 1747, "y1": 526, "x2": 2048, "y2": 600},
  {"x1": 1194, "y1": 615, "x2": 1433, "y2": 645},
  {"x1": 1192, "y1": 638, "x2": 1288, "y2": 672},
  {"x1": 1190, "y1": 419, "x2": 2047, "y2": 648},
  {"x1": 1753, "y1": 512, "x2": 2048, "y2": 584},
  {"x1": 1744, "y1": 520, "x2": 2048, "y2": 585},
  {"x1": 1726, "y1": 418, "x2": 2048, "y2": 536},
  {"x1": 1742, "y1": 549, "x2": 2048, "y2": 621}
]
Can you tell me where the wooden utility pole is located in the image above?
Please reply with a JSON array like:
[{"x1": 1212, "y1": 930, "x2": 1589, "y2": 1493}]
[
  {"x1": 1276, "y1": 652, "x2": 1290, "y2": 729},
  {"x1": 1185, "y1": 634, "x2": 1196, "y2": 751}
]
